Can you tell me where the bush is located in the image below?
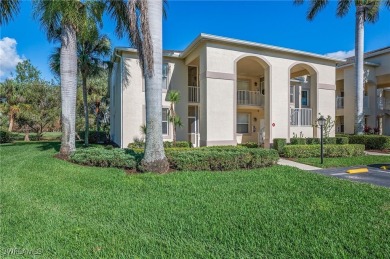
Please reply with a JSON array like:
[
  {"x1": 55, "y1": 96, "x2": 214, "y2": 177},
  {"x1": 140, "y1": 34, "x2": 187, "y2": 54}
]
[
  {"x1": 128, "y1": 141, "x2": 192, "y2": 149},
  {"x1": 166, "y1": 148, "x2": 279, "y2": 171},
  {"x1": 323, "y1": 137, "x2": 337, "y2": 145},
  {"x1": 290, "y1": 138, "x2": 306, "y2": 145},
  {"x1": 163, "y1": 141, "x2": 192, "y2": 148},
  {"x1": 306, "y1": 138, "x2": 320, "y2": 145},
  {"x1": 239, "y1": 142, "x2": 258, "y2": 148},
  {"x1": 348, "y1": 135, "x2": 390, "y2": 150},
  {"x1": 79, "y1": 131, "x2": 109, "y2": 144},
  {"x1": 0, "y1": 130, "x2": 12, "y2": 143},
  {"x1": 273, "y1": 138, "x2": 286, "y2": 154},
  {"x1": 336, "y1": 137, "x2": 349, "y2": 145},
  {"x1": 70, "y1": 147, "x2": 137, "y2": 169},
  {"x1": 283, "y1": 144, "x2": 365, "y2": 158}
]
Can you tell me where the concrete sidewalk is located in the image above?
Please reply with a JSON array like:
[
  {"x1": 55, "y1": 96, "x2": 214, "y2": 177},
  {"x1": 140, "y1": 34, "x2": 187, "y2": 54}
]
[
  {"x1": 278, "y1": 158, "x2": 321, "y2": 170},
  {"x1": 365, "y1": 151, "x2": 390, "y2": 156}
]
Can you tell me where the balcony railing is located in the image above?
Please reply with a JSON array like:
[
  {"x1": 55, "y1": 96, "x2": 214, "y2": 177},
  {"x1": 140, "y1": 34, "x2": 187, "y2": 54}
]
[
  {"x1": 237, "y1": 90, "x2": 263, "y2": 106},
  {"x1": 188, "y1": 86, "x2": 200, "y2": 103},
  {"x1": 290, "y1": 108, "x2": 312, "y2": 126},
  {"x1": 336, "y1": 97, "x2": 344, "y2": 109}
]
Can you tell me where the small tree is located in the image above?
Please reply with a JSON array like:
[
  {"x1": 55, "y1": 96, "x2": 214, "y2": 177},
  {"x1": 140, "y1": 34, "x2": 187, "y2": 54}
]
[
  {"x1": 314, "y1": 113, "x2": 335, "y2": 138},
  {"x1": 167, "y1": 90, "x2": 182, "y2": 146}
]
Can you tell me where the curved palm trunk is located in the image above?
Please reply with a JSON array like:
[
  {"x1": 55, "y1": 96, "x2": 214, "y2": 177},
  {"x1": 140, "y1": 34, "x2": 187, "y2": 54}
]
[
  {"x1": 141, "y1": 0, "x2": 169, "y2": 173},
  {"x1": 82, "y1": 75, "x2": 89, "y2": 146},
  {"x1": 59, "y1": 23, "x2": 78, "y2": 155},
  {"x1": 355, "y1": 5, "x2": 365, "y2": 135}
]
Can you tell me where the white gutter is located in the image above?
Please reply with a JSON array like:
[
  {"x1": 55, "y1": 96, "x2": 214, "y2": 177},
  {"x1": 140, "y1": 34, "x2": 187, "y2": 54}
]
[{"x1": 337, "y1": 61, "x2": 380, "y2": 69}]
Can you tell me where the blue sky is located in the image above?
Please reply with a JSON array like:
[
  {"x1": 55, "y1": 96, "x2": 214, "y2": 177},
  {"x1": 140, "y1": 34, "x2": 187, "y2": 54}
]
[{"x1": 1, "y1": 0, "x2": 389, "y2": 81}]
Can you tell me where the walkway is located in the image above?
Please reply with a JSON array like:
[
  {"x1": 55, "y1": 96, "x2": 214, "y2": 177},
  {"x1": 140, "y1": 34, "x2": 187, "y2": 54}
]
[
  {"x1": 278, "y1": 158, "x2": 390, "y2": 188},
  {"x1": 365, "y1": 151, "x2": 390, "y2": 156}
]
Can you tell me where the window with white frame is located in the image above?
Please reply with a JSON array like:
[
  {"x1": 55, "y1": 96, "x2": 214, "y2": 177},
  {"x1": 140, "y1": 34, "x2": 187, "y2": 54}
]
[
  {"x1": 237, "y1": 113, "x2": 250, "y2": 133},
  {"x1": 301, "y1": 90, "x2": 310, "y2": 107},
  {"x1": 162, "y1": 63, "x2": 169, "y2": 89},
  {"x1": 237, "y1": 80, "x2": 250, "y2": 91},
  {"x1": 162, "y1": 108, "x2": 169, "y2": 135}
]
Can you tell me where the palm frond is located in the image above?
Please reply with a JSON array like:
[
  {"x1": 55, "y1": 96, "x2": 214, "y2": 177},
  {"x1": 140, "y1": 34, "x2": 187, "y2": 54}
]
[
  {"x1": 0, "y1": 0, "x2": 20, "y2": 25},
  {"x1": 336, "y1": 0, "x2": 352, "y2": 17},
  {"x1": 364, "y1": 0, "x2": 381, "y2": 23},
  {"x1": 307, "y1": 0, "x2": 329, "y2": 20}
]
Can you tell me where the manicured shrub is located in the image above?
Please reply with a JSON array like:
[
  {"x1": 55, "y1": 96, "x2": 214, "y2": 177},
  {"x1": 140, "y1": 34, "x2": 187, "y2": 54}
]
[
  {"x1": 283, "y1": 144, "x2": 365, "y2": 158},
  {"x1": 79, "y1": 131, "x2": 110, "y2": 144},
  {"x1": 336, "y1": 137, "x2": 349, "y2": 145},
  {"x1": 306, "y1": 138, "x2": 320, "y2": 145},
  {"x1": 166, "y1": 148, "x2": 279, "y2": 171},
  {"x1": 163, "y1": 141, "x2": 192, "y2": 148},
  {"x1": 0, "y1": 130, "x2": 12, "y2": 143},
  {"x1": 128, "y1": 141, "x2": 192, "y2": 149},
  {"x1": 70, "y1": 147, "x2": 137, "y2": 169},
  {"x1": 273, "y1": 138, "x2": 286, "y2": 154},
  {"x1": 348, "y1": 135, "x2": 390, "y2": 150},
  {"x1": 239, "y1": 142, "x2": 258, "y2": 148},
  {"x1": 323, "y1": 137, "x2": 337, "y2": 145},
  {"x1": 290, "y1": 138, "x2": 306, "y2": 145}
]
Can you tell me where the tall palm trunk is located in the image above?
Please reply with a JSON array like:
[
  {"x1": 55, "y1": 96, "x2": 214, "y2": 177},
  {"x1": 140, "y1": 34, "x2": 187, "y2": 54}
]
[
  {"x1": 82, "y1": 75, "x2": 89, "y2": 146},
  {"x1": 141, "y1": 0, "x2": 169, "y2": 173},
  {"x1": 59, "y1": 23, "x2": 78, "y2": 155},
  {"x1": 355, "y1": 5, "x2": 365, "y2": 135}
]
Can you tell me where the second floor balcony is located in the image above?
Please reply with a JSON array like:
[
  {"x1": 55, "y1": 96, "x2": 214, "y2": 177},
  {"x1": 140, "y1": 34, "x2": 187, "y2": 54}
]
[
  {"x1": 237, "y1": 90, "x2": 264, "y2": 106},
  {"x1": 335, "y1": 96, "x2": 370, "y2": 114}
]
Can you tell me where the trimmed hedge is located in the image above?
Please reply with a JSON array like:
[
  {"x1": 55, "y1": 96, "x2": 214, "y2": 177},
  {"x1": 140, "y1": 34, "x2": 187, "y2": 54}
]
[
  {"x1": 79, "y1": 131, "x2": 110, "y2": 144},
  {"x1": 336, "y1": 137, "x2": 349, "y2": 145},
  {"x1": 0, "y1": 130, "x2": 12, "y2": 143},
  {"x1": 128, "y1": 141, "x2": 192, "y2": 149},
  {"x1": 306, "y1": 138, "x2": 320, "y2": 145},
  {"x1": 290, "y1": 138, "x2": 306, "y2": 145},
  {"x1": 239, "y1": 142, "x2": 259, "y2": 148},
  {"x1": 273, "y1": 138, "x2": 286, "y2": 154},
  {"x1": 283, "y1": 144, "x2": 365, "y2": 158},
  {"x1": 166, "y1": 148, "x2": 279, "y2": 171},
  {"x1": 70, "y1": 147, "x2": 137, "y2": 169},
  {"x1": 348, "y1": 135, "x2": 390, "y2": 150}
]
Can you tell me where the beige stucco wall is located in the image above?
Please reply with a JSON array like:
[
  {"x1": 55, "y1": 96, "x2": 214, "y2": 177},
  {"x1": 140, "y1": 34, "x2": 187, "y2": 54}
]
[
  {"x1": 336, "y1": 50, "x2": 390, "y2": 135},
  {"x1": 111, "y1": 39, "x2": 339, "y2": 147}
]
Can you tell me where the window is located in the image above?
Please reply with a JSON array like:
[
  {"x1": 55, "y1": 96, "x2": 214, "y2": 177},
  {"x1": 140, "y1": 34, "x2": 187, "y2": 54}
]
[
  {"x1": 237, "y1": 113, "x2": 250, "y2": 133},
  {"x1": 188, "y1": 66, "x2": 198, "y2": 86},
  {"x1": 290, "y1": 86, "x2": 295, "y2": 103},
  {"x1": 162, "y1": 108, "x2": 169, "y2": 135},
  {"x1": 162, "y1": 63, "x2": 169, "y2": 89},
  {"x1": 301, "y1": 90, "x2": 309, "y2": 106}
]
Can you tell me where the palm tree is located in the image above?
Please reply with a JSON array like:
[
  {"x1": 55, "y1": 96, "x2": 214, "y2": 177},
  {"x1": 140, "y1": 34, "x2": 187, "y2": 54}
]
[
  {"x1": 167, "y1": 90, "x2": 182, "y2": 145},
  {"x1": 0, "y1": 0, "x2": 20, "y2": 25},
  {"x1": 33, "y1": 0, "x2": 105, "y2": 155},
  {"x1": 294, "y1": 0, "x2": 390, "y2": 135},
  {"x1": 0, "y1": 79, "x2": 25, "y2": 132},
  {"x1": 126, "y1": 0, "x2": 169, "y2": 172},
  {"x1": 50, "y1": 26, "x2": 110, "y2": 146}
]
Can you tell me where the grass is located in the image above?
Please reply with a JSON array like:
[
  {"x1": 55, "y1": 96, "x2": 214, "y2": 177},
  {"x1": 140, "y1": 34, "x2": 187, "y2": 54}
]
[
  {"x1": 1, "y1": 142, "x2": 390, "y2": 257},
  {"x1": 294, "y1": 155, "x2": 390, "y2": 168}
]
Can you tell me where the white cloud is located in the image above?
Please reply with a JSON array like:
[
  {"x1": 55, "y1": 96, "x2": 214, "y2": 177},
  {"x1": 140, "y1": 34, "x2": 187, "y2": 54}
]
[
  {"x1": 0, "y1": 37, "x2": 24, "y2": 81},
  {"x1": 324, "y1": 49, "x2": 355, "y2": 60}
]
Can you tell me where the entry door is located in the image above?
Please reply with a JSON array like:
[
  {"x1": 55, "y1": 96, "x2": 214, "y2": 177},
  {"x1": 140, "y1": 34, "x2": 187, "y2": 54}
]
[{"x1": 188, "y1": 106, "x2": 199, "y2": 147}]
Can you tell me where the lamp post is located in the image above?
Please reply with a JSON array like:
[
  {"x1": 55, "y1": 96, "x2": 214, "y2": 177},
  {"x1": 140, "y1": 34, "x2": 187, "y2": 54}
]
[{"x1": 318, "y1": 116, "x2": 326, "y2": 164}]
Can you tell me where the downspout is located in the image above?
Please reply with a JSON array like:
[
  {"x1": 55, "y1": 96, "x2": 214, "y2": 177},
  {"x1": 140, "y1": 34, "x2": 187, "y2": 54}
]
[{"x1": 114, "y1": 51, "x2": 124, "y2": 148}]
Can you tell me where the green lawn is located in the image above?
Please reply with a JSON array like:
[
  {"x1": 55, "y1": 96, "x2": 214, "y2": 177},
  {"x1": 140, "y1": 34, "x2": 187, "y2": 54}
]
[
  {"x1": 295, "y1": 155, "x2": 390, "y2": 168},
  {"x1": 10, "y1": 131, "x2": 62, "y2": 141},
  {"x1": 1, "y1": 142, "x2": 390, "y2": 257}
]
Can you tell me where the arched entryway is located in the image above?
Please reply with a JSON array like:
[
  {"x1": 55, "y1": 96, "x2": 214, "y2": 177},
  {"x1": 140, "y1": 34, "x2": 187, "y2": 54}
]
[
  {"x1": 289, "y1": 63, "x2": 318, "y2": 139},
  {"x1": 235, "y1": 56, "x2": 270, "y2": 146}
]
